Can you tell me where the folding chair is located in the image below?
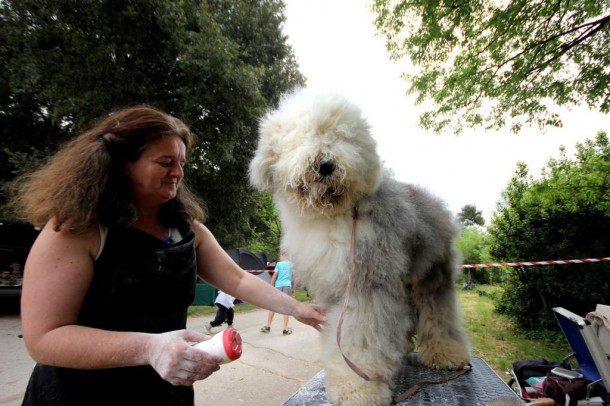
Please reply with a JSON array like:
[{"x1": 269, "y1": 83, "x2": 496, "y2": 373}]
[{"x1": 553, "y1": 307, "x2": 610, "y2": 404}]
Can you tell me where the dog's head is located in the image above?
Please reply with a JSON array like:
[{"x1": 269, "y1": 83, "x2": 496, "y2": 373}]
[{"x1": 249, "y1": 88, "x2": 382, "y2": 217}]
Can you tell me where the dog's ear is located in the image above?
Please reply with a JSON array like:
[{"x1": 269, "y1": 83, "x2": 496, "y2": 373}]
[
  {"x1": 248, "y1": 145, "x2": 274, "y2": 191},
  {"x1": 249, "y1": 111, "x2": 288, "y2": 190}
]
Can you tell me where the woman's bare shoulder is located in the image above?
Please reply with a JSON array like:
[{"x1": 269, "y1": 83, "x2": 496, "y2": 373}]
[{"x1": 35, "y1": 219, "x2": 101, "y2": 261}]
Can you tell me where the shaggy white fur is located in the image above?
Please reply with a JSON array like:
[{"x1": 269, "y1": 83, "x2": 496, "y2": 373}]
[{"x1": 249, "y1": 88, "x2": 471, "y2": 406}]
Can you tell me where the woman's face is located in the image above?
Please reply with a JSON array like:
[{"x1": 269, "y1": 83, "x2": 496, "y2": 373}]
[{"x1": 124, "y1": 135, "x2": 186, "y2": 208}]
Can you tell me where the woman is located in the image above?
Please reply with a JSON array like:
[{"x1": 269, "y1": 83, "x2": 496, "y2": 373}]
[{"x1": 10, "y1": 106, "x2": 325, "y2": 405}]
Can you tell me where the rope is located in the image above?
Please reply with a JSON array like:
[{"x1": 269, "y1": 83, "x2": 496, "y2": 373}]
[{"x1": 460, "y1": 257, "x2": 610, "y2": 269}]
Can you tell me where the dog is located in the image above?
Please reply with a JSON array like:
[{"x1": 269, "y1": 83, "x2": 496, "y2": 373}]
[{"x1": 249, "y1": 88, "x2": 471, "y2": 406}]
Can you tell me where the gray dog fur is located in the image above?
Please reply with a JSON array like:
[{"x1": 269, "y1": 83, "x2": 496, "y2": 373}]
[{"x1": 249, "y1": 88, "x2": 471, "y2": 406}]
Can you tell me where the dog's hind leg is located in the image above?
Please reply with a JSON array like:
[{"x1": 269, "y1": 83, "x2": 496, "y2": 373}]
[{"x1": 412, "y1": 262, "x2": 471, "y2": 370}]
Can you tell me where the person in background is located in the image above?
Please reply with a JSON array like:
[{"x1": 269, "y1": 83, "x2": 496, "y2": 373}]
[
  {"x1": 260, "y1": 251, "x2": 295, "y2": 335},
  {"x1": 10, "y1": 105, "x2": 325, "y2": 406},
  {"x1": 205, "y1": 290, "x2": 235, "y2": 333}
]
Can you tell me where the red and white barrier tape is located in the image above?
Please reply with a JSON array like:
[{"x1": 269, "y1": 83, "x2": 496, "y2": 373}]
[{"x1": 460, "y1": 257, "x2": 610, "y2": 269}]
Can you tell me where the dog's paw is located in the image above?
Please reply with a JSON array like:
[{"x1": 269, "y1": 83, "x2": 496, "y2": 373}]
[
  {"x1": 418, "y1": 339, "x2": 470, "y2": 370},
  {"x1": 325, "y1": 377, "x2": 392, "y2": 406}
]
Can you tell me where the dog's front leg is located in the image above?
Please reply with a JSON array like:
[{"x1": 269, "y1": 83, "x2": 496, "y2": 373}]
[{"x1": 320, "y1": 300, "x2": 409, "y2": 406}]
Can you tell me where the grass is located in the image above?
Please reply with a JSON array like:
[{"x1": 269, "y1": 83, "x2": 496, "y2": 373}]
[
  {"x1": 459, "y1": 285, "x2": 571, "y2": 377},
  {"x1": 188, "y1": 286, "x2": 572, "y2": 378}
]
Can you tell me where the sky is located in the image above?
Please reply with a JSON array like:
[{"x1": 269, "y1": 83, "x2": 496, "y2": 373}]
[{"x1": 281, "y1": 0, "x2": 608, "y2": 223}]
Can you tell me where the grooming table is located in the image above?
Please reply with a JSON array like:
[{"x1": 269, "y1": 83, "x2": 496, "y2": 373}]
[{"x1": 283, "y1": 353, "x2": 520, "y2": 405}]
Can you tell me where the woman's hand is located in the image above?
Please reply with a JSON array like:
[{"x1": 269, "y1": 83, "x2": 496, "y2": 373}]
[
  {"x1": 145, "y1": 330, "x2": 222, "y2": 386},
  {"x1": 292, "y1": 302, "x2": 327, "y2": 332}
]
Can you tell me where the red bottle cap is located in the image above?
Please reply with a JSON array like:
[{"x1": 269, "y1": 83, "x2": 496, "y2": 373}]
[{"x1": 222, "y1": 328, "x2": 242, "y2": 361}]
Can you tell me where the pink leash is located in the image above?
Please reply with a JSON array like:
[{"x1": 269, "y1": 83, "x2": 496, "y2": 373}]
[{"x1": 335, "y1": 207, "x2": 374, "y2": 381}]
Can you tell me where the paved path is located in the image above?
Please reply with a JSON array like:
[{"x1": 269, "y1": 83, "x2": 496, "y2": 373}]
[{"x1": 0, "y1": 308, "x2": 322, "y2": 406}]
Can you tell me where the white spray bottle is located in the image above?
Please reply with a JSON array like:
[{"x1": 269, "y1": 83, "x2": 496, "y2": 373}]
[{"x1": 194, "y1": 327, "x2": 242, "y2": 364}]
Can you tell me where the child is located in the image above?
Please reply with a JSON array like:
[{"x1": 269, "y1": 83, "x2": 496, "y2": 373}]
[
  {"x1": 205, "y1": 290, "x2": 236, "y2": 333},
  {"x1": 260, "y1": 252, "x2": 295, "y2": 335}
]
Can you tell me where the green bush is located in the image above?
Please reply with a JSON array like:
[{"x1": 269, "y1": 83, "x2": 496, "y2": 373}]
[
  {"x1": 489, "y1": 134, "x2": 610, "y2": 335},
  {"x1": 494, "y1": 264, "x2": 610, "y2": 335}
]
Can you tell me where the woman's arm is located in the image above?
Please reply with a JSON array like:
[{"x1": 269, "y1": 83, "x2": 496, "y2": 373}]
[
  {"x1": 192, "y1": 221, "x2": 325, "y2": 330},
  {"x1": 20, "y1": 221, "x2": 220, "y2": 385}
]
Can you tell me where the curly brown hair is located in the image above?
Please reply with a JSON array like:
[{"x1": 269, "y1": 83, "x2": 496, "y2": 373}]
[{"x1": 10, "y1": 105, "x2": 206, "y2": 233}]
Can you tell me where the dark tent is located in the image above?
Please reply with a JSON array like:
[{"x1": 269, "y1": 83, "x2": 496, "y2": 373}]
[
  {"x1": 192, "y1": 248, "x2": 275, "y2": 306},
  {"x1": 226, "y1": 248, "x2": 272, "y2": 284}
]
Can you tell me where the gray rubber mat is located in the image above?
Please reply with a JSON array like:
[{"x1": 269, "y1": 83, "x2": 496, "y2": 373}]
[{"x1": 283, "y1": 353, "x2": 520, "y2": 405}]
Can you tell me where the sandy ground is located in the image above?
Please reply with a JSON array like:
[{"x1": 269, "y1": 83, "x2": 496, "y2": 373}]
[{"x1": 0, "y1": 306, "x2": 322, "y2": 406}]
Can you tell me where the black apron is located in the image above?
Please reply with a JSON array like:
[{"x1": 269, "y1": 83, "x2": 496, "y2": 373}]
[{"x1": 22, "y1": 226, "x2": 198, "y2": 406}]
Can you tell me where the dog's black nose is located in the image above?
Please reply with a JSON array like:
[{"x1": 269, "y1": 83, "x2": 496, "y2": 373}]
[{"x1": 318, "y1": 158, "x2": 335, "y2": 176}]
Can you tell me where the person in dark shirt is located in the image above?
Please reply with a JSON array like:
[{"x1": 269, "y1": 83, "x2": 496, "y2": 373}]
[{"x1": 10, "y1": 105, "x2": 326, "y2": 406}]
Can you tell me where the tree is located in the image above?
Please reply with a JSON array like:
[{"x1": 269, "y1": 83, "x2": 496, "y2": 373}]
[
  {"x1": 455, "y1": 226, "x2": 497, "y2": 284},
  {"x1": 488, "y1": 133, "x2": 610, "y2": 334},
  {"x1": 372, "y1": 0, "x2": 610, "y2": 133},
  {"x1": 245, "y1": 191, "x2": 282, "y2": 261},
  {"x1": 0, "y1": 0, "x2": 305, "y2": 247},
  {"x1": 457, "y1": 204, "x2": 485, "y2": 227}
]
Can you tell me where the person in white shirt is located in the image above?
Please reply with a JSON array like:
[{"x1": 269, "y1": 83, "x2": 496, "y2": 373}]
[{"x1": 205, "y1": 290, "x2": 236, "y2": 333}]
